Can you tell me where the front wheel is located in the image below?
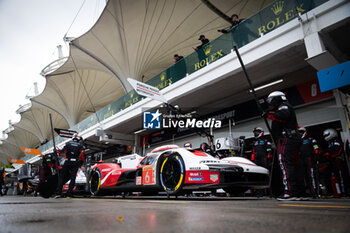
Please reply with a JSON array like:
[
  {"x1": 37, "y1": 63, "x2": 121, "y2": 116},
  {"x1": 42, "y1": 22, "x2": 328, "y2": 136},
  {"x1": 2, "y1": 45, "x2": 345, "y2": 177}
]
[
  {"x1": 159, "y1": 153, "x2": 185, "y2": 195},
  {"x1": 89, "y1": 169, "x2": 101, "y2": 196}
]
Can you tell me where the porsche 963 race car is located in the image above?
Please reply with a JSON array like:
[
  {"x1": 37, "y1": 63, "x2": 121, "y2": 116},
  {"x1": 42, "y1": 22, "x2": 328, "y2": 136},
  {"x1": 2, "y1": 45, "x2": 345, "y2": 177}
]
[{"x1": 89, "y1": 145, "x2": 269, "y2": 196}]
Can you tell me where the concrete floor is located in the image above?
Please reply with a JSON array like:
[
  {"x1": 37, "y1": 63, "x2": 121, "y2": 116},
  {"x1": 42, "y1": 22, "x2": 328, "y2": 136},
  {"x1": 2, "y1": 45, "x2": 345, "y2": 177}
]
[{"x1": 0, "y1": 196, "x2": 350, "y2": 233}]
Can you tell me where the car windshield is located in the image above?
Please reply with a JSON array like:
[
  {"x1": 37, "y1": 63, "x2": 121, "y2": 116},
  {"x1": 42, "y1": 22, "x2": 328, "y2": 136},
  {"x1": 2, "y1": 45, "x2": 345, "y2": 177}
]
[{"x1": 139, "y1": 154, "x2": 157, "y2": 166}]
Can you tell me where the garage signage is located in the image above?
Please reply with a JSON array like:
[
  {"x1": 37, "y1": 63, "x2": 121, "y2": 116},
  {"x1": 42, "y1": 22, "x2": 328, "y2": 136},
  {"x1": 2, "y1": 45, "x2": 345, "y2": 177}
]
[
  {"x1": 20, "y1": 147, "x2": 42, "y2": 155},
  {"x1": 317, "y1": 61, "x2": 350, "y2": 92},
  {"x1": 8, "y1": 158, "x2": 26, "y2": 164},
  {"x1": 128, "y1": 78, "x2": 167, "y2": 103},
  {"x1": 54, "y1": 128, "x2": 77, "y2": 138}
]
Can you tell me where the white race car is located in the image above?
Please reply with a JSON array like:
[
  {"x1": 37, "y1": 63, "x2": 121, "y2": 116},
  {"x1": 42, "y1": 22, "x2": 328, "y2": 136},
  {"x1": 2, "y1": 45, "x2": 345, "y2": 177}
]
[{"x1": 89, "y1": 145, "x2": 269, "y2": 196}]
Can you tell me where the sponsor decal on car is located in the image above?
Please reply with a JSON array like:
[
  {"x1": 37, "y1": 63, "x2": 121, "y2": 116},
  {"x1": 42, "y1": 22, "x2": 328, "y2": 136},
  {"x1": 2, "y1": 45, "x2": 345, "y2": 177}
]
[
  {"x1": 192, "y1": 151, "x2": 208, "y2": 157},
  {"x1": 136, "y1": 176, "x2": 142, "y2": 185},
  {"x1": 189, "y1": 177, "x2": 204, "y2": 182},
  {"x1": 200, "y1": 160, "x2": 220, "y2": 164},
  {"x1": 63, "y1": 184, "x2": 77, "y2": 191},
  {"x1": 189, "y1": 172, "x2": 202, "y2": 176},
  {"x1": 112, "y1": 171, "x2": 121, "y2": 175},
  {"x1": 142, "y1": 165, "x2": 155, "y2": 185},
  {"x1": 189, "y1": 167, "x2": 202, "y2": 170},
  {"x1": 210, "y1": 174, "x2": 219, "y2": 182},
  {"x1": 101, "y1": 168, "x2": 112, "y2": 172}
]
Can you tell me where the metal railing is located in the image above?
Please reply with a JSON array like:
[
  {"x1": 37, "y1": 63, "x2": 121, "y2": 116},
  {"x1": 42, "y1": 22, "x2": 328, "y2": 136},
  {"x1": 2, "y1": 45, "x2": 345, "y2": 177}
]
[
  {"x1": 40, "y1": 57, "x2": 69, "y2": 76},
  {"x1": 16, "y1": 103, "x2": 32, "y2": 114}
]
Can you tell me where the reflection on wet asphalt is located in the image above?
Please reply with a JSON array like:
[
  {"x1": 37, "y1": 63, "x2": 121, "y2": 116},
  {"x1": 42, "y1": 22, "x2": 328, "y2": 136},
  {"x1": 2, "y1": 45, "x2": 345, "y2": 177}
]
[{"x1": 1, "y1": 196, "x2": 350, "y2": 233}]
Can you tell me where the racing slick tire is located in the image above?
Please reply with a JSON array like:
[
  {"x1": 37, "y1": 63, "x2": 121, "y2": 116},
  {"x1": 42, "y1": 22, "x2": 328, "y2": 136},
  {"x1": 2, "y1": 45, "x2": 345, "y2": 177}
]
[
  {"x1": 89, "y1": 169, "x2": 102, "y2": 196},
  {"x1": 224, "y1": 187, "x2": 248, "y2": 197},
  {"x1": 158, "y1": 153, "x2": 185, "y2": 196}
]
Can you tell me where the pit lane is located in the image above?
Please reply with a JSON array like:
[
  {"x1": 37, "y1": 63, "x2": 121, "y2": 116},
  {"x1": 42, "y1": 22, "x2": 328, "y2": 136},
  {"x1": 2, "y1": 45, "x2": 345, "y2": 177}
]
[{"x1": 1, "y1": 196, "x2": 350, "y2": 233}]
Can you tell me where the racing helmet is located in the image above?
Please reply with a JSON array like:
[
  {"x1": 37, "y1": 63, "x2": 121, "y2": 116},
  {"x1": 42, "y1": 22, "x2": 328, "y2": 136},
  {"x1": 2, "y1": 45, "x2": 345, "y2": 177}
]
[
  {"x1": 298, "y1": 127, "x2": 307, "y2": 139},
  {"x1": 253, "y1": 127, "x2": 264, "y2": 138},
  {"x1": 200, "y1": 142, "x2": 210, "y2": 152},
  {"x1": 184, "y1": 142, "x2": 192, "y2": 149},
  {"x1": 323, "y1": 128, "x2": 338, "y2": 142},
  {"x1": 72, "y1": 133, "x2": 82, "y2": 142},
  {"x1": 267, "y1": 91, "x2": 287, "y2": 107}
]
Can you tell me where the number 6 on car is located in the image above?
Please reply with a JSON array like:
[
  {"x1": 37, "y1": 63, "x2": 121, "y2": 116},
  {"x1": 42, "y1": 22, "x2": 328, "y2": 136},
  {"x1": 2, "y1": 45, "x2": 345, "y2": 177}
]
[{"x1": 142, "y1": 166, "x2": 155, "y2": 185}]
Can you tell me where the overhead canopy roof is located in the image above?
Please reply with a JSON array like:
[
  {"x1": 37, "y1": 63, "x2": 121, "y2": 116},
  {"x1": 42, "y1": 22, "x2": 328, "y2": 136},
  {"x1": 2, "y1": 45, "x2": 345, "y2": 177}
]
[
  {"x1": 0, "y1": 0, "x2": 273, "y2": 163},
  {"x1": 35, "y1": 63, "x2": 124, "y2": 127},
  {"x1": 6, "y1": 129, "x2": 40, "y2": 150},
  {"x1": 0, "y1": 142, "x2": 24, "y2": 160},
  {"x1": 0, "y1": 125, "x2": 44, "y2": 161},
  {"x1": 0, "y1": 152, "x2": 9, "y2": 165},
  {"x1": 71, "y1": 0, "x2": 273, "y2": 91},
  {"x1": 13, "y1": 101, "x2": 69, "y2": 143}
]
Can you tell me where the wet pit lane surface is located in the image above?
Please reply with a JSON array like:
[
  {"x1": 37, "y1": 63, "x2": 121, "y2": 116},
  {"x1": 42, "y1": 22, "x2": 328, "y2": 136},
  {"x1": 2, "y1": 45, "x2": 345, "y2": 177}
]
[{"x1": 0, "y1": 196, "x2": 350, "y2": 233}]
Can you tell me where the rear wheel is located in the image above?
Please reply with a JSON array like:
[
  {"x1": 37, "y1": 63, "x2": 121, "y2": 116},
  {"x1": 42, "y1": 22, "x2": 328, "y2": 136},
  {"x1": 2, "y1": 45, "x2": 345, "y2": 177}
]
[
  {"x1": 89, "y1": 169, "x2": 101, "y2": 196},
  {"x1": 159, "y1": 154, "x2": 185, "y2": 195}
]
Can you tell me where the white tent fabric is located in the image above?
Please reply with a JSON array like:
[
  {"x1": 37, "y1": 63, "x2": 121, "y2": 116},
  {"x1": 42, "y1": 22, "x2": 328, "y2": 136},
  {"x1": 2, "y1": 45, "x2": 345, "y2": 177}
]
[
  {"x1": 0, "y1": 142, "x2": 24, "y2": 160},
  {"x1": 33, "y1": 65, "x2": 124, "y2": 127},
  {"x1": 71, "y1": 0, "x2": 273, "y2": 90},
  {"x1": 5, "y1": 129, "x2": 40, "y2": 150},
  {"x1": 0, "y1": 0, "x2": 273, "y2": 163},
  {"x1": 0, "y1": 152, "x2": 10, "y2": 165},
  {"x1": 0, "y1": 127, "x2": 41, "y2": 160},
  {"x1": 14, "y1": 102, "x2": 69, "y2": 143}
]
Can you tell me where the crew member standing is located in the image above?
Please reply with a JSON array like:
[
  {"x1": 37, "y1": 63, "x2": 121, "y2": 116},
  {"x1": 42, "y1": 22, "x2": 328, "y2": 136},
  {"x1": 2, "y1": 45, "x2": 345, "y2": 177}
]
[
  {"x1": 250, "y1": 127, "x2": 272, "y2": 197},
  {"x1": 323, "y1": 128, "x2": 350, "y2": 196},
  {"x1": 55, "y1": 133, "x2": 85, "y2": 198},
  {"x1": 0, "y1": 168, "x2": 5, "y2": 196},
  {"x1": 264, "y1": 91, "x2": 304, "y2": 200},
  {"x1": 346, "y1": 136, "x2": 350, "y2": 178},
  {"x1": 298, "y1": 127, "x2": 319, "y2": 198},
  {"x1": 251, "y1": 127, "x2": 272, "y2": 169}
]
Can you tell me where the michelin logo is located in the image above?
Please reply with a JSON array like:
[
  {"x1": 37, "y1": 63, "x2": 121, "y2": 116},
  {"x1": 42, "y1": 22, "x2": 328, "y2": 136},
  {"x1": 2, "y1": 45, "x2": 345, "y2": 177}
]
[
  {"x1": 143, "y1": 110, "x2": 162, "y2": 129},
  {"x1": 189, "y1": 177, "x2": 204, "y2": 181}
]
